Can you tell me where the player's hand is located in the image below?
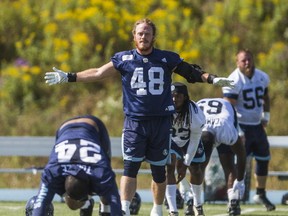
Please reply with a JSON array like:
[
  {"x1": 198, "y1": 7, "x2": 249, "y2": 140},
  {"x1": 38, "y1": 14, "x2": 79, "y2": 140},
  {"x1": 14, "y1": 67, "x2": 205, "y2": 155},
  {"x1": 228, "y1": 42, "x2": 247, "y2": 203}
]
[
  {"x1": 176, "y1": 161, "x2": 188, "y2": 184},
  {"x1": 232, "y1": 179, "x2": 245, "y2": 199},
  {"x1": 44, "y1": 67, "x2": 68, "y2": 85},
  {"x1": 213, "y1": 77, "x2": 235, "y2": 88},
  {"x1": 261, "y1": 112, "x2": 270, "y2": 127}
]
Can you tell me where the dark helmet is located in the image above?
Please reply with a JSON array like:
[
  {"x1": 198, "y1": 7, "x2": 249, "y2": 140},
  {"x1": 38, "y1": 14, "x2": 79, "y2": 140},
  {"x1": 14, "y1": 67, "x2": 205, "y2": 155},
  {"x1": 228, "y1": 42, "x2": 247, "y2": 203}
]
[
  {"x1": 129, "y1": 192, "x2": 141, "y2": 215},
  {"x1": 282, "y1": 192, "x2": 288, "y2": 205},
  {"x1": 25, "y1": 195, "x2": 54, "y2": 216},
  {"x1": 171, "y1": 82, "x2": 189, "y2": 100},
  {"x1": 164, "y1": 188, "x2": 184, "y2": 210}
]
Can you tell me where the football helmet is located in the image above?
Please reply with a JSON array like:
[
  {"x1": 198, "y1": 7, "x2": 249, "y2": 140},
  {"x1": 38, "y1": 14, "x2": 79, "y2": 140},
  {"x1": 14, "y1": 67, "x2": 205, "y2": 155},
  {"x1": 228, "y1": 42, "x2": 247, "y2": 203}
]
[
  {"x1": 25, "y1": 195, "x2": 54, "y2": 216},
  {"x1": 129, "y1": 192, "x2": 141, "y2": 215},
  {"x1": 282, "y1": 192, "x2": 288, "y2": 205}
]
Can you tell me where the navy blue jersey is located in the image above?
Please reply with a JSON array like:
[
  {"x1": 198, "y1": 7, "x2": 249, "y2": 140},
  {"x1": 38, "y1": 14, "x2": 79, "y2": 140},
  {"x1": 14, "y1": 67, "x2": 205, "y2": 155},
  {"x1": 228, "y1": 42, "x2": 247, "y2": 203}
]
[
  {"x1": 32, "y1": 115, "x2": 121, "y2": 215},
  {"x1": 55, "y1": 115, "x2": 111, "y2": 160},
  {"x1": 111, "y1": 48, "x2": 183, "y2": 118}
]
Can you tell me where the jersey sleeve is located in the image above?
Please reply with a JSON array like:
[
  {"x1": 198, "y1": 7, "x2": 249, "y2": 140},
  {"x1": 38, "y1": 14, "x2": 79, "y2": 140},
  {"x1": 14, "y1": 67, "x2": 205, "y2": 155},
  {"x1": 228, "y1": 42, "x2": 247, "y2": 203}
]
[
  {"x1": 110, "y1": 51, "x2": 128, "y2": 74},
  {"x1": 32, "y1": 183, "x2": 55, "y2": 216},
  {"x1": 183, "y1": 101, "x2": 205, "y2": 166},
  {"x1": 222, "y1": 69, "x2": 242, "y2": 99},
  {"x1": 164, "y1": 50, "x2": 183, "y2": 70}
]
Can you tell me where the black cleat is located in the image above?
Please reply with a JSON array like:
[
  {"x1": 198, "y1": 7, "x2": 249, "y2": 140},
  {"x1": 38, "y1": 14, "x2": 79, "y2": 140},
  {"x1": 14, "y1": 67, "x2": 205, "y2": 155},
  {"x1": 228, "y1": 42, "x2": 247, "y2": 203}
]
[
  {"x1": 193, "y1": 205, "x2": 205, "y2": 216},
  {"x1": 228, "y1": 199, "x2": 241, "y2": 216},
  {"x1": 80, "y1": 199, "x2": 94, "y2": 216},
  {"x1": 168, "y1": 212, "x2": 179, "y2": 216},
  {"x1": 185, "y1": 199, "x2": 194, "y2": 216},
  {"x1": 253, "y1": 194, "x2": 276, "y2": 211}
]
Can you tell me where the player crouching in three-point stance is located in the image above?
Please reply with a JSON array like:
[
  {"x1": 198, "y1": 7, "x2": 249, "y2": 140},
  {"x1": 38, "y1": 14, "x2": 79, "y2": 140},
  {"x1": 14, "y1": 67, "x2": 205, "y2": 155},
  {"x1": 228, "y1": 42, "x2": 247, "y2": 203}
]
[
  {"x1": 197, "y1": 98, "x2": 246, "y2": 216},
  {"x1": 25, "y1": 115, "x2": 122, "y2": 216}
]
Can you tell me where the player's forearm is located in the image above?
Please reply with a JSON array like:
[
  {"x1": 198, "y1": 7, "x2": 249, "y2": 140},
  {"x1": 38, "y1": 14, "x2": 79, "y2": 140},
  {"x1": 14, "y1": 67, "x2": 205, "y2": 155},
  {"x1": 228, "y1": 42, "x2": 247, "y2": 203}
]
[
  {"x1": 75, "y1": 68, "x2": 100, "y2": 82},
  {"x1": 263, "y1": 94, "x2": 270, "y2": 112}
]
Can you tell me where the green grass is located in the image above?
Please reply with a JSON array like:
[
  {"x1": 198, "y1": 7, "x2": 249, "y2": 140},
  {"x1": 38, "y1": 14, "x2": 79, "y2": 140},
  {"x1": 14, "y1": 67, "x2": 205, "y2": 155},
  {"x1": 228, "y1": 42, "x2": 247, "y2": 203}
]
[{"x1": 1, "y1": 201, "x2": 288, "y2": 216}]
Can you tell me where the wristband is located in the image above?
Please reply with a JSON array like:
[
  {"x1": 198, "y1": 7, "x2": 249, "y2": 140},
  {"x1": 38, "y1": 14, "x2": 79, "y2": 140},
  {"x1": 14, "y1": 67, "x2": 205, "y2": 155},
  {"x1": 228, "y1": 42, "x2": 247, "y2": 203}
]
[
  {"x1": 67, "y1": 73, "x2": 77, "y2": 82},
  {"x1": 207, "y1": 74, "x2": 217, "y2": 84}
]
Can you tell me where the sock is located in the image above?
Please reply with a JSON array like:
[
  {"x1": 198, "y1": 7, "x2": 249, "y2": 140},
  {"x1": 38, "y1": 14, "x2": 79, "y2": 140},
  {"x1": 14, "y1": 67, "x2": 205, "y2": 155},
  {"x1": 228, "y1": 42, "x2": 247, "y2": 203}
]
[
  {"x1": 179, "y1": 178, "x2": 192, "y2": 202},
  {"x1": 100, "y1": 202, "x2": 111, "y2": 213},
  {"x1": 151, "y1": 204, "x2": 163, "y2": 215},
  {"x1": 227, "y1": 188, "x2": 239, "y2": 201},
  {"x1": 81, "y1": 199, "x2": 91, "y2": 209},
  {"x1": 256, "y1": 188, "x2": 265, "y2": 195},
  {"x1": 165, "y1": 184, "x2": 177, "y2": 212},
  {"x1": 121, "y1": 200, "x2": 131, "y2": 216},
  {"x1": 191, "y1": 184, "x2": 203, "y2": 207}
]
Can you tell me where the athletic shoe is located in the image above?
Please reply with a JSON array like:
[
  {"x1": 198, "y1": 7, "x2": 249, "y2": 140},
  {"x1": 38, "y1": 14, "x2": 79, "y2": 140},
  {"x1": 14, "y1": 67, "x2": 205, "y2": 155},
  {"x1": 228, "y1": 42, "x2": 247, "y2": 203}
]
[
  {"x1": 80, "y1": 199, "x2": 94, "y2": 216},
  {"x1": 185, "y1": 199, "x2": 194, "y2": 216},
  {"x1": 253, "y1": 193, "x2": 276, "y2": 211},
  {"x1": 193, "y1": 205, "x2": 205, "y2": 216},
  {"x1": 228, "y1": 199, "x2": 241, "y2": 216},
  {"x1": 168, "y1": 212, "x2": 179, "y2": 216}
]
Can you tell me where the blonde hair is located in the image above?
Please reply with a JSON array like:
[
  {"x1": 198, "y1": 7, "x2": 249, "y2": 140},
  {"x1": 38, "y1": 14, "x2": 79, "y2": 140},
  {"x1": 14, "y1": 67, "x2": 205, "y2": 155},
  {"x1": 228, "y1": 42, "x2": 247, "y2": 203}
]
[{"x1": 132, "y1": 18, "x2": 157, "y2": 36}]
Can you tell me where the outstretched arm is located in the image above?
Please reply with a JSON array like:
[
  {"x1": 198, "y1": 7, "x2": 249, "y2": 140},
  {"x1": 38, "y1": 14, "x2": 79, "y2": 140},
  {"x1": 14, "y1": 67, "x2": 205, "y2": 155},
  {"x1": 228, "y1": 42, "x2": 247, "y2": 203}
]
[
  {"x1": 174, "y1": 61, "x2": 234, "y2": 87},
  {"x1": 45, "y1": 61, "x2": 118, "y2": 85}
]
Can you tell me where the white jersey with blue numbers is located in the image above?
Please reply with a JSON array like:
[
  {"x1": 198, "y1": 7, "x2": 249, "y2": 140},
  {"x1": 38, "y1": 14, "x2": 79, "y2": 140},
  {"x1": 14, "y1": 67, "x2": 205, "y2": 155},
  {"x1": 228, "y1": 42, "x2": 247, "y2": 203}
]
[
  {"x1": 197, "y1": 98, "x2": 238, "y2": 147},
  {"x1": 111, "y1": 48, "x2": 183, "y2": 118},
  {"x1": 222, "y1": 68, "x2": 270, "y2": 125}
]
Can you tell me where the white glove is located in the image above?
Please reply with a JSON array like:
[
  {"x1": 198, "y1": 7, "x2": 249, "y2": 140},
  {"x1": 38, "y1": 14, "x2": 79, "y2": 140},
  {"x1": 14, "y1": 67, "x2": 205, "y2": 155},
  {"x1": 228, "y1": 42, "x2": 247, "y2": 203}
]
[
  {"x1": 44, "y1": 67, "x2": 68, "y2": 85},
  {"x1": 213, "y1": 77, "x2": 235, "y2": 88},
  {"x1": 232, "y1": 179, "x2": 245, "y2": 199}
]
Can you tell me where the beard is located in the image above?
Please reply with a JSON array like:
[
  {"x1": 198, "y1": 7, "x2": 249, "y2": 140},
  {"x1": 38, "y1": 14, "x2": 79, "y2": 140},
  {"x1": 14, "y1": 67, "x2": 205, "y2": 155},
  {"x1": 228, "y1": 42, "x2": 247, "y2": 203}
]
[
  {"x1": 135, "y1": 40, "x2": 154, "y2": 53},
  {"x1": 242, "y1": 65, "x2": 255, "y2": 78}
]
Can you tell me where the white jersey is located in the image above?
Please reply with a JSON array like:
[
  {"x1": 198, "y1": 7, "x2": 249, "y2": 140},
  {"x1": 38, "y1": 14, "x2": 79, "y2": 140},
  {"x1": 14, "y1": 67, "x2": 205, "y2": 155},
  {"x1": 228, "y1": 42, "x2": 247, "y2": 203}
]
[
  {"x1": 222, "y1": 68, "x2": 270, "y2": 125},
  {"x1": 172, "y1": 100, "x2": 206, "y2": 165},
  {"x1": 197, "y1": 98, "x2": 238, "y2": 147}
]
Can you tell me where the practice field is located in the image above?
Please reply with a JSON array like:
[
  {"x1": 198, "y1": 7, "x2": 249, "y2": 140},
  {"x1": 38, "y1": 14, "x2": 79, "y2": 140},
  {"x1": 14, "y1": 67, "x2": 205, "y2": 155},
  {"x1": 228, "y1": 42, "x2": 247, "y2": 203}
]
[{"x1": 1, "y1": 201, "x2": 288, "y2": 216}]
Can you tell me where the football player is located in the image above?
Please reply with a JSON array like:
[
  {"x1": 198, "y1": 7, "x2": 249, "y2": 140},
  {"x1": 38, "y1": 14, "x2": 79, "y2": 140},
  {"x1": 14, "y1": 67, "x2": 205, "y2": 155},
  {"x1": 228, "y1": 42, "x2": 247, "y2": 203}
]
[
  {"x1": 223, "y1": 49, "x2": 275, "y2": 211},
  {"x1": 166, "y1": 82, "x2": 206, "y2": 216},
  {"x1": 26, "y1": 115, "x2": 122, "y2": 216},
  {"x1": 44, "y1": 18, "x2": 234, "y2": 216},
  {"x1": 197, "y1": 98, "x2": 246, "y2": 216}
]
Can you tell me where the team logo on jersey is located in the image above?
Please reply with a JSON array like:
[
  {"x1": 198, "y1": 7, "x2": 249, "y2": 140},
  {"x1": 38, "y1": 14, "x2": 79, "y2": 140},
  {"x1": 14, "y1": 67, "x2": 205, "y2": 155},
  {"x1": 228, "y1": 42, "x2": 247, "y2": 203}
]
[
  {"x1": 161, "y1": 58, "x2": 167, "y2": 62},
  {"x1": 122, "y1": 55, "x2": 133, "y2": 61},
  {"x1": 165, "y1": 105, "x2": 175, "y2": 111},
  {"x1": 126, "y1": 148, "x2": 132, "y2": 153},
  {"x1": 143, "y1": 58, "x2": 148, "y2": 63},
  {"x1": 163, "y1": 149, "x2": 168, "y2": 156}
]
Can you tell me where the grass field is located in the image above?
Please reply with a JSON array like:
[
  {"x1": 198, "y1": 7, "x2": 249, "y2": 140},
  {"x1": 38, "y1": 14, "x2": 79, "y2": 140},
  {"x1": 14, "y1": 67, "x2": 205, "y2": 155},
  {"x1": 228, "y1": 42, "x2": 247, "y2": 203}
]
[{"x1": 1, "y1": 201, "x2": 288, "y2": 216}]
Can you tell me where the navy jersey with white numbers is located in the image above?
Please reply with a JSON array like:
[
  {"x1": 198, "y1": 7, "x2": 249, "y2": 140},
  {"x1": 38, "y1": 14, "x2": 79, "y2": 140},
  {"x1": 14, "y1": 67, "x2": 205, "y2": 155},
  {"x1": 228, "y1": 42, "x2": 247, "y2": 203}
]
[
  {"x1": 43, "y1": 115, "x2": 114, "y2": 191},
  {"x1": 32, "y1": 115, "x2": 121, "y2": 216},
  {"x1": 111, "y1": 48, "x2": 183, "y2": 118}
]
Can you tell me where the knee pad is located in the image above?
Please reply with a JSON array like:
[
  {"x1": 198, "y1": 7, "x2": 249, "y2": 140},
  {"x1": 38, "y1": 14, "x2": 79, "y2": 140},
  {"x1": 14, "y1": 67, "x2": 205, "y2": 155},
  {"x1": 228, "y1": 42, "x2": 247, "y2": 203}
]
[
  {"x1": 123, "y1": 160, "x2": 141, "y2": 178},
  {"x1": 150, "y1": 165, "x2": 166, "y2": 183},
  {"x1": 255, "y1": 160, "x2": 269, "y2": 176}
]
